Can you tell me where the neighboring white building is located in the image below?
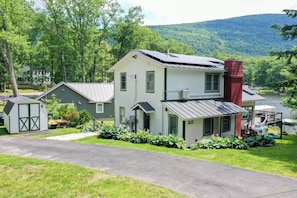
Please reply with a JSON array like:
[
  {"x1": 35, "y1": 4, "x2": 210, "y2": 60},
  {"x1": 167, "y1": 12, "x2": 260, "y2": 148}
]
[
  {"x1": 109, "y1": 50, "x2": 248, "y2": 146},
  {"x1": 17, "y1": 66, "x2": 51, "y2": 86}
]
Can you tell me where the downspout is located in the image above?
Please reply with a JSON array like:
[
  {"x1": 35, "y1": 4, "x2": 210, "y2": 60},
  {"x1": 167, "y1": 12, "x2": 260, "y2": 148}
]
[
  {"x1": 134, "y1": 109, "x2": 137, "y2": 132},
  {"x1": 162, "y1": 68, "x2": 167, "y2": 134}
]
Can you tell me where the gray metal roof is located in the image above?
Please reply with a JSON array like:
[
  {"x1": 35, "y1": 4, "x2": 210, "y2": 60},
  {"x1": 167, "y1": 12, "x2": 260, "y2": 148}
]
[
  {"x1": 131, "y1": 102, "x2": 155, "y2": 113},
  {"x1": 162, "y1": 99, "x2": 246, "y2": 120},
  {"x1": 4, "y1": 96, "x2": 40, "y2": 115},
  {"x1": 66, "y1": 82, "x2": 114, "y2": 103},
  {"x1": 36, "y1": 82, "x2": 114, "y2": 103},
  {"x1": 242, "y1": 86, "x2": 265, "y2": 102}
]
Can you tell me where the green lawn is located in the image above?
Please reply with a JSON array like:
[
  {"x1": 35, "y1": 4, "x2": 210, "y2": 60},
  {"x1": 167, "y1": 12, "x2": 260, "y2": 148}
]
[
  {"x1": 0, "y1": 88, "x2": 41, "y2": 95},
  {"x1": 76, "y1": 134, "x2": 297, "y2": 179},
  {"x1": 0, "y1": 154, "x2": 186, "y2": 198}
]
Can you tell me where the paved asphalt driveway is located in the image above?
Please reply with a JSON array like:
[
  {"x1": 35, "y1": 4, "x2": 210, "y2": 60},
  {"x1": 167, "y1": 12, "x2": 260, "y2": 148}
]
[{"x1": 0, "y1": 136, "x2": 297, "y2": 198}]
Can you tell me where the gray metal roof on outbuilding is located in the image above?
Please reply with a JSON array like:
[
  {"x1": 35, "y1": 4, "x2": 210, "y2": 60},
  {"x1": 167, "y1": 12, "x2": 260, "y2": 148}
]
[
  {"x1": 162, "y1": 99, "x2": 246, "y2": 120},
  {"x1": 36, "y1": 82, "x2": 114, "y2": 103},
  {"x1": 66, "y1": 82, "x2": 114, "y2": 103},
  {"x1": 4, "y1": 96, "x2": 41, "y2": 115},
  {"x1": 242, "y1": 86, "x2": 265, "y2": 102}
]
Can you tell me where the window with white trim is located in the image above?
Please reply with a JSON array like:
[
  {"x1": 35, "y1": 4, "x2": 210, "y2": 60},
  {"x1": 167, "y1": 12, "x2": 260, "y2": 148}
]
[
  {"x1": 205, "y1": 73, "x2": 220, "y2": 92},
  {"x1": 96, "y1": 103, "x2": 104, "y2": 113},
  {"x1": 119, "y1": 107, "x2": 125, "y2": 123},
  {"x1": 203, "y1": 117, "x2": 219, "y2": 136},
  {"x1": 146, "y1": 71, "x2": 155, "y2": 93},
  {"x1": 120, "y1": 72, "x2": 126, "y2": 91},
  {"x1": 169, "y1": 114, "x2": 178, "y2": 136}
]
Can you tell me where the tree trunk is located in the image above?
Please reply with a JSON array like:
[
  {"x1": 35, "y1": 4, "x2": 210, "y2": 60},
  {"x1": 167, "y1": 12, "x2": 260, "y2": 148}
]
[{"x1": 0, "y1": 42, "x2": 19, "y2": 97}]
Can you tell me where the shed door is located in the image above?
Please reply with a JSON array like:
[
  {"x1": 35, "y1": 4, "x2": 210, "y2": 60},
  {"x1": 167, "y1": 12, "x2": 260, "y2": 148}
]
[{"x1": 19, "y1": 104, "x2": 40, "y2": 132}]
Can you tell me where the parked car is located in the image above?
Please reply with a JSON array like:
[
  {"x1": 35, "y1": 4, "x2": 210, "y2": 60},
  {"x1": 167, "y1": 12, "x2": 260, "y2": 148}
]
[{"x1": 0, "y1": 112, "x2": 4, "y2": 126}]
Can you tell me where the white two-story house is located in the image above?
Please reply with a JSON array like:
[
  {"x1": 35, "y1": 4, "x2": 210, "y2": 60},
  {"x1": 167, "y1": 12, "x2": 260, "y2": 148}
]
[{"x1": 108, "y1": 49, "x2": 247, "y2": 146}]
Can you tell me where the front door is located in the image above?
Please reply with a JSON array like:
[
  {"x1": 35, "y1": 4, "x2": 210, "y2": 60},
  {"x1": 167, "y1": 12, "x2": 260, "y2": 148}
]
[{"x1": 143, "y1": 113, "x2": 150, "y2": 131}]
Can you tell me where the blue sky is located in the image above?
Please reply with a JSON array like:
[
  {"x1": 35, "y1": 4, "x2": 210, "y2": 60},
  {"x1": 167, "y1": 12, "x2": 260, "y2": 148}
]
[{"x1": 117, "y1": 0, "x2": 297, "y2": 25}]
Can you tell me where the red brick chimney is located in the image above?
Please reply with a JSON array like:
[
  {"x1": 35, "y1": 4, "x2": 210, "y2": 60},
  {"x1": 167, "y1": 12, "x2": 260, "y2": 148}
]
[{"x1": 224, "y1": 60, "x2": 243, "y2": 137}]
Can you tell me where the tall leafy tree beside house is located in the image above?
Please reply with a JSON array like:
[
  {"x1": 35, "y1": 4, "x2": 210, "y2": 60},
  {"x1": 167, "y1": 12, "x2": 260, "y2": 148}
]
[
  {"x1": 0, "y1": 0, "x2": 35, "y2": 96},
  {"x1": 270, "y1": 9, "x2": 297, "y2": 110}
]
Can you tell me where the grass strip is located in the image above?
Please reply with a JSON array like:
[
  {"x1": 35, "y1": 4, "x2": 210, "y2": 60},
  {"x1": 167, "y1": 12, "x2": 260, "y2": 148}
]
[{"x1": 0, "y1": 154, "x2": 186, "y2": 198}]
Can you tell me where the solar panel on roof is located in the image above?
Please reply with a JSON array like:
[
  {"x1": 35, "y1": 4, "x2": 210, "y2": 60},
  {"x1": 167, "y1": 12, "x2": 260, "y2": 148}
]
[{"x1": 138, "y1": 50, "x2": 223, "y2": 68}]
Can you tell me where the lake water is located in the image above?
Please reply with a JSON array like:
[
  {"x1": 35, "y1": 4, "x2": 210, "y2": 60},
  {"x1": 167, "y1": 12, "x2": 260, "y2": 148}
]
[{"x1": 256, "y1": 94, "x2": 292, "y2": 119}]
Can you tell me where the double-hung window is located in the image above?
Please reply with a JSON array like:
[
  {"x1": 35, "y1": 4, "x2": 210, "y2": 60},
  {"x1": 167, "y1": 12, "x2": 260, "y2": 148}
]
[
  {"x1": 96, "y1": 103, "x2": 104, "y2": 113},
  {"x1": 120, "y1": 72, "x2": 126, "y2": 91},
  {"x1": 222, "y1": 116, "x2": 231, "y2": 132},
  {"x1": 205, "y1": 73, "x2": 220, "y2": 92},
  {"x1": 146, "y1": 71, "x2": 155, "y2": 93},
  {"x1": 169, "y1": 114, "x2": 178, "y2": 136},
  {"x1": 119, "y1": 107, "x2": 125, "y2": 123},
  {"x1": 203, "y1": 117, "x2": 219, "y2": 136}
]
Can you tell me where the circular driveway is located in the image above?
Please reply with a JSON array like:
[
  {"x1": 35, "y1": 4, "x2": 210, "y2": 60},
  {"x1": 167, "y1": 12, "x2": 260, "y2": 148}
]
[{"x1": 0, "y1": 136, "x2": 297, "y2": 198}]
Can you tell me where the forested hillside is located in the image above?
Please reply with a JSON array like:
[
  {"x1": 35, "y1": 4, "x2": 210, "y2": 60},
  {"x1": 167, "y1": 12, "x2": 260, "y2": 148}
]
[{"x1": 149, "y1": 14, "x2": 297, "y2": 57}]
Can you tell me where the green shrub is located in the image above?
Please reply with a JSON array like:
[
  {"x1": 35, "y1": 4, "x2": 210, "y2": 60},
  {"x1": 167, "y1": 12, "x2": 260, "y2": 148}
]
[
  {"x1": 99, "y1": 125, "x2": 128, "y2": 140},
  {"x1": 191, "y1": 136, "x2": 249, "y2": 150},
  {"x1": 130, "y1": 130, "x2": 152, "y2": 144},
  {"x1": 244, "y1": 134, "x2": 275, "y2": 147},
  {"x1": 119, "y1": 130, "x2": 152, "y2": 144},
  {"x1": 150, "y1": 134, "x2": 186, "y2": 149},
  {"x1": 77, "y1": 110, "x2": 91, "y2": 125}
]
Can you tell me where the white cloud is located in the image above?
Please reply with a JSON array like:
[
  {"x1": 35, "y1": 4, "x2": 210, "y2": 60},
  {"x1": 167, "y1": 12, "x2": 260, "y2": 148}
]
[{"x1": 117, "y1": 0, "x2": 297, "y2": 25}]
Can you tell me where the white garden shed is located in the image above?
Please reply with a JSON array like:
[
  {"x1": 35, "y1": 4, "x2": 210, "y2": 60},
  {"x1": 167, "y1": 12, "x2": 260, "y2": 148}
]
[{"x1": 3, "y1": 96, "x2": 48, "y2": 134}]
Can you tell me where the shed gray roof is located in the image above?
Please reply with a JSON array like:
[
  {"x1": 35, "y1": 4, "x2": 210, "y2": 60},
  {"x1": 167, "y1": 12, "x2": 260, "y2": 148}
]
[
  {"x1": 36, "y1": 82, "x2": 114, "y2": 103},
  {"x1": 4, "y1": 96, "x2": 40, "y2": 115},
  {"x1": 162, "y1": 99, "x2": 246, "y2": 120},
  {"x1": 242, "y1": 86, "x2": 265, "y2": 102}
]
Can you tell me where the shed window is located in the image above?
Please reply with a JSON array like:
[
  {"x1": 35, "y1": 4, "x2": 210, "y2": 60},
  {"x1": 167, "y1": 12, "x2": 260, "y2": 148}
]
[
  {"x1": 96, "y1": 103, "x2": 104, "y2": 113},
  {"x1": 205, "y1": 73, "x2": 220, "y2": 92},
  {"x1": 120, "y1": 72, "x2": 126, "y2": 91}
]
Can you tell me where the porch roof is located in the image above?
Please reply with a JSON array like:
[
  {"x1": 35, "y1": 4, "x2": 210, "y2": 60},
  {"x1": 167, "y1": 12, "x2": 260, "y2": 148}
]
[
  {"x1": 162, "y1": 99, "x2": 246, "y2": 120},
  {"x1": 131, "y1": 102, "x2": 155, "y2": 113}
]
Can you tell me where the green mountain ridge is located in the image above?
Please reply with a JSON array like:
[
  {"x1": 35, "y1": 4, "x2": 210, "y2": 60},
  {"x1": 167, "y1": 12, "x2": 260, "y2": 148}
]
[{"x1": 149, "y1": 14, "x2": 297, "y2": 57}]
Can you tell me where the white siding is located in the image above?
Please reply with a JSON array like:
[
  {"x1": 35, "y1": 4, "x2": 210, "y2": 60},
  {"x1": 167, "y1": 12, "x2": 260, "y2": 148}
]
[
  {"x1": 185, "y1": 119, "x2": 203, "y2": 147},
  {"x1": 40, "y1": 105, "x2": 48, "y2": 131},
  {"x1": 114, "y1": 53, "x2": 164, "y2": 135},
  {"x1": 166, "y1": 68, "x2": 224, "y2": 100},
  {"x1": 8, "y1": 106, "x2": 19, "y2": 134}
]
